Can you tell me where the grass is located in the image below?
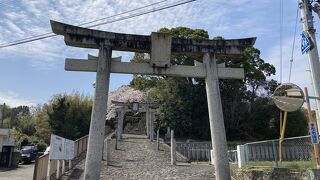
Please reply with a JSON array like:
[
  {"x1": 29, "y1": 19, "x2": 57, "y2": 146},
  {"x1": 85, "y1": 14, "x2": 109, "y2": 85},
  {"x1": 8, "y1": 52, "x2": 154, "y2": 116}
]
[{"x1": 244, "y1": 160, "x2": 317, "y2": 170}]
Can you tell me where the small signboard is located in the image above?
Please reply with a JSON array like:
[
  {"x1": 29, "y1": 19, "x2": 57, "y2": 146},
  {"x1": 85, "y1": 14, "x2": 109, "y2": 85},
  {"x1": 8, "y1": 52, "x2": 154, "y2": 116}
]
[
  {"x1": 301, "y1": 31, "x2": 312, "y2": 54},
  {"x1": 49, "y1": 134, "x2": 74, "y2": 160},
  {"x1": 65, "y1": 139, "x2": 75, "y2": 160},
  {"x1": 309, "y1": 122, "x2": 319, "y2": 144},
  {"x1": 49, "y1": 134, "x2": 65, "y2": 160},
  {"x1": 132, "y1": 102, "x2": 139, "y2": 113}
]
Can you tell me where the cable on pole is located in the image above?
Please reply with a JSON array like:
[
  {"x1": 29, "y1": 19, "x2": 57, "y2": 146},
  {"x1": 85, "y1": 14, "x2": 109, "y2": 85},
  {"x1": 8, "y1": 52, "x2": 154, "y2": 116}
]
[
  {"x1": 288, "y1": 1, "x2": 300, "y2": 82},
  {"x1": 280, "y1": 0, "x2": 284, "y2": 84},
  {"x1": 0, "y1": 0, "x2": 196, "y2": 49}
]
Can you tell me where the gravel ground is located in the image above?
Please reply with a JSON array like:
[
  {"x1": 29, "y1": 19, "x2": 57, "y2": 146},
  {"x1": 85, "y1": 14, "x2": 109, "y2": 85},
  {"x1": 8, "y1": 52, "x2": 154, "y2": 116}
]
[{"x1": 63, "y1": 134, "x2": 215, "y2": 180}]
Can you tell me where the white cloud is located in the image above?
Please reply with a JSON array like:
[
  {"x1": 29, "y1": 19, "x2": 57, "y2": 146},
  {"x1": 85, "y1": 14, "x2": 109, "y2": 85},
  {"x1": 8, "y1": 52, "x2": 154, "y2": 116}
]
[
  {"x1": 0, "y1": 0, "x2": 280, "y2": 72},
  {"x1": 0, "y1": 91, "x2": 35, "y2": 107}
]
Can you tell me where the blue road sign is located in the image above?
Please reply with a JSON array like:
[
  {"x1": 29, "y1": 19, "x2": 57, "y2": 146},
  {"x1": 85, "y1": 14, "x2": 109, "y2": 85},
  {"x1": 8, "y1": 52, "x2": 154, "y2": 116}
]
[
  {"x1": 309, "y1": 122, "x2": 319, "y2": 144},
  {"x1": 301, "y1": 31, "x2": 311, "y2": 54}
]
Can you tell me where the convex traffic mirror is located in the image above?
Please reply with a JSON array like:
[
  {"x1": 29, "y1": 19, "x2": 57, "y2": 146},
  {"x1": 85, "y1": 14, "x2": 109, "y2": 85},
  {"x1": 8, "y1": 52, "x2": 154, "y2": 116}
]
[{"x1": 272, "y1": 83, "x2": 304, "y2": 112}]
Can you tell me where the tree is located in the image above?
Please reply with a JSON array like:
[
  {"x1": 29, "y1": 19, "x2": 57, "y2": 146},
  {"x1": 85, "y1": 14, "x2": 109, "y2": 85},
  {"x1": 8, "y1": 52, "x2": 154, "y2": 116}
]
[
  {"x1": 15, "y1": 113, "x2": 36, "y2": 136},
  {"x1": 34, "y1": 104, "x2": 52, "y2": 143},
  {"x1": 46, "y1": 92, "x2": 92, "y2": 140},
  {"x1": 130, "y1": 26, "x2": 307, "y2": 141}
]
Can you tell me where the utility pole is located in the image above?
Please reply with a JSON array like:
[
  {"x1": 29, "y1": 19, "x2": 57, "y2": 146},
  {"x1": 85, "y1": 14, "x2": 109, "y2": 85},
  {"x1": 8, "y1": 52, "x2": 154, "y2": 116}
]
[
  {"x1": 1, "y1": 103, "x2": 5, "y2": 128},
  {"x1": 300, "y1": 0, "x2": 320, "y2": 130}
]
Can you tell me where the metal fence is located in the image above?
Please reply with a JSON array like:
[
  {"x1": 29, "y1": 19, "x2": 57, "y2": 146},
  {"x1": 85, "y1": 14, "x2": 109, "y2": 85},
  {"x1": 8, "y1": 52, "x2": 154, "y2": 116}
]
[
  {"x1": 243, "y1": 135, "x2": 315, "y2": 168},
  {"x1": 245, "y1": 136, "x2": 312, "y2": 161},
  {"x1": 33, "y1": 135, "x2": 88, "y2": 180},
  {"x1": 176, "y1": 142, "x2": 238, "y2": 162},
  {"x1": 175, "y1": 135, "x2": 315, "y2": 167},
  {"x1": 176, "y1": 142, "x2": 211, "y2": 162}
]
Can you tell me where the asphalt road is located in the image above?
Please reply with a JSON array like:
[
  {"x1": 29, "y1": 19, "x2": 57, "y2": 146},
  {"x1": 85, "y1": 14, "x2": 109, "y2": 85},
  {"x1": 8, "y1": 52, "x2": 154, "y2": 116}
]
[{"x1": 0, "y1": 164, "x2": 34, "y2": 180}]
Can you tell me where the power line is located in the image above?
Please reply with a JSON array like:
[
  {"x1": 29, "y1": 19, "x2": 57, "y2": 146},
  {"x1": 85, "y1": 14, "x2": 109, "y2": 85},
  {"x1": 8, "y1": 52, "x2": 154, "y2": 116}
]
[
  {"x1": 86, "y1": 0, "x2": 195, "y2": 28},
  {"x1": 288, "y1": 1, "x2": 299, "y2": 83},
  {"x1": 0, "y1": 0, "x2": 195, "y2": 48},
  {"x1": 0, "y1": 0, "x2": 168, "y2": 46},
  {"x1": 79, "y1": 0, "x2": 168, "y2": 27}
]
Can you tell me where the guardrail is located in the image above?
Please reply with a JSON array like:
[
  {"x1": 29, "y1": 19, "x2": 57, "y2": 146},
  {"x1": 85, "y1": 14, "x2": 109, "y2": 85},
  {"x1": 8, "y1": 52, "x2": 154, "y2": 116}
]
[{"x1": 33, "y1": 135, "x2": 88, "y2": 180}]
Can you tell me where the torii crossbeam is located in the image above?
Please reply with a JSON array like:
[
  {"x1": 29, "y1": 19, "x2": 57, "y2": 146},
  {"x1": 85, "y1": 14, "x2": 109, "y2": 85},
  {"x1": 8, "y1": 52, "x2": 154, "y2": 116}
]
[{"x1": 51, "y1": 20, "x2": 255, "y2": 180}]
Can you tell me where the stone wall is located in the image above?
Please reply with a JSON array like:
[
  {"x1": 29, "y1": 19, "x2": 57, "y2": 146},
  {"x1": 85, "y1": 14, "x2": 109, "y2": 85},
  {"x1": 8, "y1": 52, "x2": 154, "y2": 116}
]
[{"x1": 231, "y1": 167, "x2": 320, "y2": 180}]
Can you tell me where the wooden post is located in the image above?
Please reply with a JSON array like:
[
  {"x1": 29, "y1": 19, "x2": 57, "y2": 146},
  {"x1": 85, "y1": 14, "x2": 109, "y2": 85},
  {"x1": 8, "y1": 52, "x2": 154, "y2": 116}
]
[
  {"x1": 56, "y1": 160, "x2": 60, "y2": 179},
  {"x1": 304, "y1": 87, "x2": 320, "y2": 168},
  {"x1": 46, "y1": 159, "x2": 51, "y2": 180},
  {"x1": 204, "y1": 53, "x2": 230, "y2": 180},
  {"x1": 84, "y1": 46, "x2": 112, "y2": 180},
  {"x1": 157, "y1": 129, "x2": 160, "y2": 150},
  {"x1": 279, "y1": 111, "x2": 288, "y2": 164},
  {"x1": 171, "y1": 130, "x2": 176, "y2": 165},
  {"x1": 33, "y1": 157, "x2": 39, "y2": 180},
  {"x1": 69, "y1": 160, "x2": 72, "y2": 170},
  {"x1": 62, "y1": 160, "x2": 65, "y2": 175}
]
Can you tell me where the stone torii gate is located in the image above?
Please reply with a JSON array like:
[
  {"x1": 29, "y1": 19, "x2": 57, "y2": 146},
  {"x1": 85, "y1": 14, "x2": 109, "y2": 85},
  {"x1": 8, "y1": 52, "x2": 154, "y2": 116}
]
[
  {"x1": 50, "y1": 20, "x2": 255, "y2": 180},
  {"x1": 112, "y1": 101, "x2": 157, "y2": 141}
]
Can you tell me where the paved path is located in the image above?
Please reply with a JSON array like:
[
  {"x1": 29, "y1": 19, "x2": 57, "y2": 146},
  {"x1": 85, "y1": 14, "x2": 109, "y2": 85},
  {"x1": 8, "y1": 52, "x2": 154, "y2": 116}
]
[
  {"x1": 64, "y1": 134, "x2": 215, "y2": 179},
  {"x1": 0, "y1": 164, "x2": 34, "y2": 180}
]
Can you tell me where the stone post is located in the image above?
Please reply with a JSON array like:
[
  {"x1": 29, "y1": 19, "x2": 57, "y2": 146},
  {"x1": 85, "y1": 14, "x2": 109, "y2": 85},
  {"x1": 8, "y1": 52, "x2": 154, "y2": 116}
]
[
  {"x1": 166, "y1": 127, "x2": 170, "y2": 140},
  {"x1": 171, "y1": 130, "x2": 176, "y2": 165},
  {"x1": 150, "y1": 111, "x2": 154, "y2": 141},
  {"x1": 84, "y1": 46, "x2": 112, "y2": 180},
  {"x1": 237, "y1": 145, "x2": 247, "y2": 168},
  {"x1": 157, "y1": 129, "x2": 160, "y2": 150},
  {"x1": 272, "y1": 140, "x2": 278, "y2": 167},
  {"x1": 146, "y1": 109, "x2": 150, "y2": 138},
  {"x1": 117, "y1": 108, "x2": 125, "y2": 140},
  {"x1": 211, "y1": 149, "x2": 214, "y2": 165},
  {"x1": 204, "y1": 53, "x2": 230, "y2": 180},
  {"x1": 115, "y1": 131, "x2": 118, "y2": 150},
  {"x1": 103, "y1": 138, "x2": 111, "y2": 165}
]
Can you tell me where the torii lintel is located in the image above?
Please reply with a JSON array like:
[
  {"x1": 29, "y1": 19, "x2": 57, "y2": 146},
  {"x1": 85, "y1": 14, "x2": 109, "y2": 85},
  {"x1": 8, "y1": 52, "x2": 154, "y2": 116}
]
[{"x1": 50, "y1": 20, "x2": 256, "y2": 55}]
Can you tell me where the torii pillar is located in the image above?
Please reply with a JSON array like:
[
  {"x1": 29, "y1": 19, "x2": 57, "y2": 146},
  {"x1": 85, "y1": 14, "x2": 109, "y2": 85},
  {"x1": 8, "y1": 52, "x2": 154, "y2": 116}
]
[
  {"x1": 85, "y1": 46, "x2": 111, "y2": 179},
  {"x1": 50, "y1": 20, "x2": 255, "y2": 180},
  {"x1": 146, "y1": 107, "x2": 150, "y2": 138},
  {"x1": 147, "y1": 108, "x2": 156, "y2": 141}
]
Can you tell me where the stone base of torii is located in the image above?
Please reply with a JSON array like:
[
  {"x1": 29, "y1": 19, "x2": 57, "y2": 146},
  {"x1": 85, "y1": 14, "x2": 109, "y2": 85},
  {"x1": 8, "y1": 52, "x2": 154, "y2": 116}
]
[{"x1": 50, "y1": 20, "x2": 255, "y2": 180}]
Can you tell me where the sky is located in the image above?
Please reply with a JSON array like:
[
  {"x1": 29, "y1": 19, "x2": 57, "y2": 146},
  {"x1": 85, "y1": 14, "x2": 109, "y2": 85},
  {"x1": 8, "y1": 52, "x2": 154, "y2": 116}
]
[{"x1": 0, "y1": 0, "x2": 315, "y2": 107}]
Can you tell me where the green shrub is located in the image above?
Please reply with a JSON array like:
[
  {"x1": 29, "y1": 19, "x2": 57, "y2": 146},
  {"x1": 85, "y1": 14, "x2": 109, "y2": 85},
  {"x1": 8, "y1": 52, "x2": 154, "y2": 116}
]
[{"x1": 36, "y1": 141, "x2": 47, "y2": 152}]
